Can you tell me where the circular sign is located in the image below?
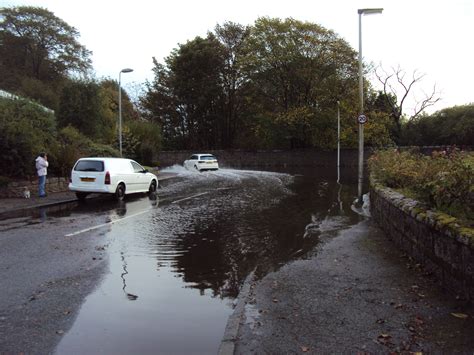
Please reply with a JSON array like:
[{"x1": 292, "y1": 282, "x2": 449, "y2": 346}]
[{"x1": 358, "y1": 114, "x2": 367, "y2": 124}]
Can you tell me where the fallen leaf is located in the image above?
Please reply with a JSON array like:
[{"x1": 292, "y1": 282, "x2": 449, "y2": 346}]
[
  {"x1": 272, "y1": 298, "x2": 279, "y2": 303},
  {"x1": 377, "y1": 333, "x2": 392, "y2": 345},
  {"x1": 451, "y1": 313, "x2": 468, "y2": 319},
  {"x1": 301, "y1": 346, "x2": 310, "y2": 352},
  {"x1": 414, "y1": 316, "x2": 424, "y2": 326}
]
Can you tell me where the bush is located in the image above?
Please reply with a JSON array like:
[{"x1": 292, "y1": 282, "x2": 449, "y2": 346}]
[
  {"x1": 0, "y1": 176, "x2": 12, "y2": 188},
  {"x1": 0, "y1": 97, "x2": 57, "y2": 177},
  {"x1": 55, "y1": 126, "x2": 119, "y2": 176},
  {"x1": 369, "y1": 149, "x2": 474, "y2": 221},
  {"x1": 124, "y1": 121, "x2": 162, "y2": 165}
]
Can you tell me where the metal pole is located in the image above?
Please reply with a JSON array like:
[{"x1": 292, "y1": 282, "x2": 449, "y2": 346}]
[
  {"x1": 118, "y1": 71, "x2": 123, "y2": 157},
  {"x1": 337, "y1": 101, "x2": 340, "y2": 184},
  {"x1": 356, "y1": 8, "x2": 383, "y2": 204},
  {"x1": 357, "y1": 11, "x2": 364, "y2": 203}
]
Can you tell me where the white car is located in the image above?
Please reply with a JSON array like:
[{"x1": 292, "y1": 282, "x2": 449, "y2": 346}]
[
  {"x1": 69, "y1": 157, "x2": 158, "y2": 201},
  {"x1": 183, "y1": 154, "x2": 219, "y2": 172}
]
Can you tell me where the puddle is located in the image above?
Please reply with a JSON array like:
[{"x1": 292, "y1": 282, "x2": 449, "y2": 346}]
[{"x1": 55, "y1": 167, "x2": 364, "y2": 353}]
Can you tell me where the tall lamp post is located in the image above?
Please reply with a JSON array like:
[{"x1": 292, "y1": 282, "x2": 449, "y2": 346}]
[
  {"x1": 357, "y1": 8, "x2": 383, "y2": 203},
  {"x1": 118, "y1": 68, "x2": 134, "y2": 157}
]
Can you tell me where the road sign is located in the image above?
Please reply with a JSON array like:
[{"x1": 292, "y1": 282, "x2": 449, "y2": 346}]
[{"x1": 358, "y1": 114, "x2": 367, "y2": 124}]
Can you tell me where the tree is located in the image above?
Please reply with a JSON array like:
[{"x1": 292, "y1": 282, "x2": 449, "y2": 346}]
[
  {"x1": 141, "y1": 59, "x2": 185, "y2": 149},
  {"x1": 374, "y1": 66, "x2": 441, "y2": 140},
  {"x1": 98, "y1": 78, "x2": 139, "y2": 145},
  {"x1": 142, "y1": 35, "x2": 225, "y2": 149},
  {"x1": 0, "y1": 97, "x2": 57, "y2": 177},
  {"x1": 0, "y1": 6, "x2": 92, "y2": 80},
  {"x1": 241, "y1": 17, "x2": 359, "y2": 148},
  {"x1": 0, "y1": 6, "x2": 92, "y2": 110},
  {"x1": 57, "y1": 79, "x2": 109, "y2": 140},
  {"x1": 142, "y1": 18, "x2": 362, "y2": 150},
  {"x1": 214, "y1": 22, "x2": 250, "y2": 148},
  {"x1": 401, "y1": 104, "x2": 474, "y2": 146}
]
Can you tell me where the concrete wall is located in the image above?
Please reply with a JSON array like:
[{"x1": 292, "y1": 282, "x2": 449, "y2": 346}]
[
  {"x1": 0, "y1": 177, "x2": 69, "y2": 198},
  {"x1": 158, "y1": 149, "x2": 370, "y2": 168},
  {"x1": 370, "y1": 181, "x2": 474, "y2": 300}
]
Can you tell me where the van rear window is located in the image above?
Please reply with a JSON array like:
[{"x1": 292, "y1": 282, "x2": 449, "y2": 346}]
[{"x1": 74, "y1": 160, "x2": 104, "y2": 172}]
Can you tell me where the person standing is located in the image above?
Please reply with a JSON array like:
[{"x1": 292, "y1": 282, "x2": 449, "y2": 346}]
[{"x1": 35, "y1": 152, "x2": 49, "y2": 197}]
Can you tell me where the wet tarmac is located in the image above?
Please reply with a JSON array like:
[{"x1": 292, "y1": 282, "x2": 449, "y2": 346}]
[
  {"x1": 1, "y1": 166, "x2": 471, "y2": 354},
  {"x1": 52, "y1": 166, "x2": 362, "y2": 354}
]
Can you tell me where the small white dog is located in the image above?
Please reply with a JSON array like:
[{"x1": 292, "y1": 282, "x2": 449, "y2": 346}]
[{"x1": 22, "y1": 187, "x2": 31, "y2": 199}]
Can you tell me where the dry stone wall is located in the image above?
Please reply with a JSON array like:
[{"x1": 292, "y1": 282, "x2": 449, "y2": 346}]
[
  {"x1": 0, "y1": 177, "x2": 69, "y2": 198},
  {"x1": 370, "y1": 180, "x2": 474, "y2": 300}
]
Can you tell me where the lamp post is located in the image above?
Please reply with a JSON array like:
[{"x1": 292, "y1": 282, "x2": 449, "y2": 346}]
[
  {"x1": 357, "y1": 8, "x2": 383, "y2": 203},
  {"x1": 118, "y1": 68, "x2": 133, "y2": 157},
  {"x1": 337, "y1": 101, "x2": 341, "y2": 184}
]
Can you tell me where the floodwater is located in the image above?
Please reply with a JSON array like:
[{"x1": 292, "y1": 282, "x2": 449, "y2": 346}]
[{"x1": 55, "y1": 166, "x2": 364, "y2": 354}]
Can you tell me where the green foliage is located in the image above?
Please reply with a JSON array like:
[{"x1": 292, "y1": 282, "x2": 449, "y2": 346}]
[
  {"x1": 401, "y1": 104, "x2": 474, "y2": 146},
  {"x1": 369, "y1": 149, "x2": 474, "y2": 221},
  {"x1": 0, "y1": 97, "x2": 57, "y2": 177},
  {"x1": 0, "y1": 6, "x2": 92, "y2": 79},
  {"x1": 57, "y1": 79, "x2": 114, "y2": 141},
  {"x1": 126, "y1": 121, "x2": 162, "y2": 165},
  {"x1": 55, "y1": 125, "x2": 119, "y2": 176},
  {"x1": 363, "y1": 111, "x2": 396, "y2": 148},
  {"x1": 142, "y1": 17, "x2": 364, "y2": 150},
  {"x1": 0, "y1": 6, "x2": 92, "y2": 110},
  {"x1": 0, "y1": 176, "x2": 12, "y2": 188}
]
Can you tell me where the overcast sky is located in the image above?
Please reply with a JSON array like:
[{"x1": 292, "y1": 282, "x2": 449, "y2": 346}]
[{"x1": 3, "y1": 0, "x2": 473, "y2": 113}]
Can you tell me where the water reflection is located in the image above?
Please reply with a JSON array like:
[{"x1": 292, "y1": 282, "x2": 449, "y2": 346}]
[
  {"x1": 142, "y1": 168, "x2": 362, "y2": 298},
  {"x1": 55, "y1": 167, "x2": 363, "y2": 354},
  {"x1": 121, "y1": 252, "x2": 139, "y2": 301}
]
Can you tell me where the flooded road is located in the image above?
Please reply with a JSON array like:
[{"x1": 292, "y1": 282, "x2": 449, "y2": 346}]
[
  {"x1": 2, "y1": 166, "x2": 472, "y2": 354},
  {"x1": 50, "y1": 166, "x2": 362, "y2": 354}
]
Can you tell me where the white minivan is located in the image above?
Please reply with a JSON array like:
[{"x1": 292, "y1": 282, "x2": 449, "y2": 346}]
[{"x1": 69, "y1": 157, "x2": 158, "y2": 201}]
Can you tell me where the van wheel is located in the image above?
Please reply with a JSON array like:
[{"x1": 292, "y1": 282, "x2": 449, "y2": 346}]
[
  {"x1": 149, "y1": 180, "x2": 157, "y2": 194},
  {"x1": 76, "y1": 192, "x2": 88, "y2": 201},
  {"x1": 115, "y1": 183, "x2": 125, "y2": 201}
]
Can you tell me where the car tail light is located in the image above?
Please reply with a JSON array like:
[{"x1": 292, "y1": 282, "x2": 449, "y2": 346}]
[
  {"x1": 198, "y1": 161, "x2": 204, "y2": 163},
  {"x1": 104, "y1": 171, "x2": 111, "y2": 185}
]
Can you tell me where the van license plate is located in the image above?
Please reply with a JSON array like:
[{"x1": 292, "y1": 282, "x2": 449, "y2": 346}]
[{"x1": 80, "y1": 177, "x2": 96, "y2": 182}]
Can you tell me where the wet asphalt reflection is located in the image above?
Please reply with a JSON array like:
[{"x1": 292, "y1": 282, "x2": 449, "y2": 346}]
[{"x1": 50, "y1": 166, "x2": 363, "y2": 354}]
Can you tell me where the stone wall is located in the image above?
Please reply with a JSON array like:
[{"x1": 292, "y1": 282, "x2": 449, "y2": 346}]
[
  {"x1": 370, "y1": 180, "x2": 474, "y2": 300},
  {"x1": 158, "y1": 149, "x2": 371, "y2": 168},
  {"x1": 0, "y1": 177, "x2": 69, "y2": 198}
]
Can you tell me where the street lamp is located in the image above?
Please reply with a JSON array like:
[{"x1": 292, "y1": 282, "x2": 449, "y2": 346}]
[
  {"x1": 118, "y1": 68, "x2": 134, "y2": 157},
  {"x1": 357, "y1": 8, "x2": 383, "y2": 203}
]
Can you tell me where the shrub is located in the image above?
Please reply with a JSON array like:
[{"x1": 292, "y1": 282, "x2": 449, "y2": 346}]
[
  {"x1": 369, "y1": 148, "x2": 474, "y2": 221},
  {"x1": 125, "y1": 121, "x2": 161, "y2": 165},
  {"x1": 0, "y1": 97, "x2": 57, "y2": 177},
  {"x1": 0, "y1": 176, "x2": 12, "y2": 188},
  {"x1": 56, "y1": 126, "x2": 119, "y2": 176}
]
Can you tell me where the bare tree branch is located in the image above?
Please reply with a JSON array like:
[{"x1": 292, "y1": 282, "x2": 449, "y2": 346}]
[{"x1": 375, "y1": 65, "x2": 441, "y2": 123}]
